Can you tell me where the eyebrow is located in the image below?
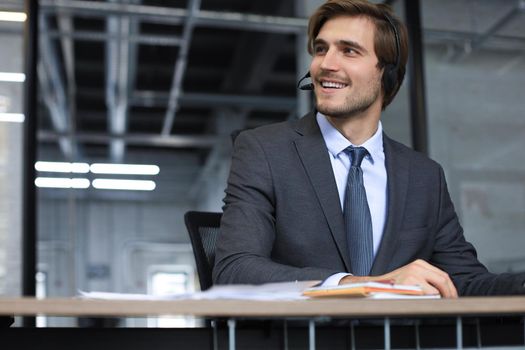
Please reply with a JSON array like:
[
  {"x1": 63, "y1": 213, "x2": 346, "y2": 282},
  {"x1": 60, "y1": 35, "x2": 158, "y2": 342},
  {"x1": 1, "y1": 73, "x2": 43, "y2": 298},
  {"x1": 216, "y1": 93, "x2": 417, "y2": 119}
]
[
  {"x1": 313, "y1": 38, "x2": 369, "y2": 54},
  {"x1": 338, "y1": 40, "x2": 368, "y2": 54}
]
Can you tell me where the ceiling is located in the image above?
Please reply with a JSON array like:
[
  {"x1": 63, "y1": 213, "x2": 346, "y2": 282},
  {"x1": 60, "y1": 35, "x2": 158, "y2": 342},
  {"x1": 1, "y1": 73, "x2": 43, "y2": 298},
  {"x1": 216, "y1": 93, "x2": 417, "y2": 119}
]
[
  {"x1": 36, "y1": 0, "x2": 302, "y2": 163},
  {"x1": 0, "y1": 0, "x2": 524, "y2": 202}
]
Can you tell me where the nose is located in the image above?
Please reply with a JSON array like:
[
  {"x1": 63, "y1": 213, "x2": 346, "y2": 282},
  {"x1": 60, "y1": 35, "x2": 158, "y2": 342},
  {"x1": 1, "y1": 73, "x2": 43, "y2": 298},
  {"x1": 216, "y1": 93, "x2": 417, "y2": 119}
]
[{"x1": 319, "y1": 48, "x2": 340, "y2": 71}]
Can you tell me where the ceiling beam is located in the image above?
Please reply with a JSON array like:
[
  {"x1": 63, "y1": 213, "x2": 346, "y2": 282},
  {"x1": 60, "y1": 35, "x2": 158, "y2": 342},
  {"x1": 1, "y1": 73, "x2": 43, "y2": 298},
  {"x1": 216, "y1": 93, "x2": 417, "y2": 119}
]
[
  {"x1": 105, "y1": 0, "x2": 143, "y2": 161},
  {"x1": 105, "y1": 14, "x2": 127, "y2": 160},
  {"x1": 40, "y1": 0, "x2": 307, "y2": 34},
  {"x1": 32, "y1": 28, "x2": 525, "y2": 53},
  {"x1": 45, "y1": 29, "x2": 184, "y2": 46},
  {"x1": 38, "y1": 131, "x2": 221, "y2": 148},
  {"x1": 131, "y1": 91, "x2": 296, "y2": 110},
  {"x1": 161, "y1": 0, "x2": 200, "y2": 136},
  {"x1": 448, "y1": 1, "x2": 525, "y2": 61},
  {"x1": 56, "y1": 8, "x2": 78, "y2": 157},
  {"x1": 38, "y1": 14, "x2": 73, "y2": 158}
]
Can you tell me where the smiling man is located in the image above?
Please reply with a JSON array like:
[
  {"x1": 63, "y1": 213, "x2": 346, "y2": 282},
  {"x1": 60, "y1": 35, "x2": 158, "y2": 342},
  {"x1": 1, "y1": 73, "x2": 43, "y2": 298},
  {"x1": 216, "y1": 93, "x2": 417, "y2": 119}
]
[
  {"x1": 213, "y1": 0, "x2": 525, "y2": 297},
  {"x1": 312, "y1": 16, "x2": 383, "y2": 126}
]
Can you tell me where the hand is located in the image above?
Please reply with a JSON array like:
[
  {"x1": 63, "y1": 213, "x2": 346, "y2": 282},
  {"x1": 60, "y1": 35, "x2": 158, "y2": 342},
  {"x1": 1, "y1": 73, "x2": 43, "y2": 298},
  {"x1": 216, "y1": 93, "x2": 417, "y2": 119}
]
[{"x1": 339, "y1": 259, "x2": 458, "y2": 298}]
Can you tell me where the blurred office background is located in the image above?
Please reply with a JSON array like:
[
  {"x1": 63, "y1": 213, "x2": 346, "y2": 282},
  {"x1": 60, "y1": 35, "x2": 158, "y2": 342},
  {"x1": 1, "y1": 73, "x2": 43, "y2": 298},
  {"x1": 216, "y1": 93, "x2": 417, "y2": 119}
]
[{"x1": 0, "y1": 0, "x2": 524, "y2": 326}]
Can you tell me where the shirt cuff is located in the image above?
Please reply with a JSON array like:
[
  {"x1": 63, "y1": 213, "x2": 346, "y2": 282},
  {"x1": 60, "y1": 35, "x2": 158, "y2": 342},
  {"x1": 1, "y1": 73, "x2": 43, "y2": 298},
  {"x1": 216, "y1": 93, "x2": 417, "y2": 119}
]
[{"x1": 321, "y1": 272, "x2": 353, "y2": 286}]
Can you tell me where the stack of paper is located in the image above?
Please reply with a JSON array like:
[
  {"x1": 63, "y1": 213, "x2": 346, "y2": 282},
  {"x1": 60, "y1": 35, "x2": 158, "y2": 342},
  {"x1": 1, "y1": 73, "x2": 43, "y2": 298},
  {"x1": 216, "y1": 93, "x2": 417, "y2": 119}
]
[
  {"x1": 80, "y1": 281, "x2": 440, "y2": 301},
  {"x1": 303, "y1": 281, "x2": 440, "y2": 299},
  {"x1": 80, "y1": 281, "x2": 319, "y2": 301}
]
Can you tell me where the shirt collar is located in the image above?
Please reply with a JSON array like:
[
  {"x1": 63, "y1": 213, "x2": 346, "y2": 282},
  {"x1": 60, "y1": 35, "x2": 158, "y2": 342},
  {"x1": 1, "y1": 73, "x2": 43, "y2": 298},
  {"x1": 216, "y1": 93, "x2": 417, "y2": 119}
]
[{"x1": 316, "y1": 112, "x2": 384, "y2": 163}]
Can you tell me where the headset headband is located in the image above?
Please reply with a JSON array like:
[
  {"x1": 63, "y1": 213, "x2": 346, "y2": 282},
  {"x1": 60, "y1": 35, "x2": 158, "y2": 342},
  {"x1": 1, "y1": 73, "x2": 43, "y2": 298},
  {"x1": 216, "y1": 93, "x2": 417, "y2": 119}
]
[{"x1": 382, "y1": 12, "x2": 400, "y2": 71}]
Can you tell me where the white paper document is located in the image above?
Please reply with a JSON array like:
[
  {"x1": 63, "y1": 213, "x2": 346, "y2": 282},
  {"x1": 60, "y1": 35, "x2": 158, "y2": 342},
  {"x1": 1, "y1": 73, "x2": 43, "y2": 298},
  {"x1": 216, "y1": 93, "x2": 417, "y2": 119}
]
[
  {"x1": 80, "y1": 280, "x2": 319, "y2": 301},
  {"x1": 79, "y1": 291, "x2": 178, "y2": 301},
  {"x1": 80, "y1": 280, "x2": 440, "y2": 301},
  {"x1": 366, "y1": 292, "x2": 441, "y2": 299}
]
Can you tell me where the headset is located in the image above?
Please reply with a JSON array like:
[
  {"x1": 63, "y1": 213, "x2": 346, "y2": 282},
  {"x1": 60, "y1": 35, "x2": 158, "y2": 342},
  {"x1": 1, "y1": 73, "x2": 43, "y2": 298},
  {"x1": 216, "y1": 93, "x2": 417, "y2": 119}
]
[
  {"x1": 381, "y1": 13, "x2": 401, "y2": 97},
  {"x1": 298, "y1": 12, "x2": 401, "y2": 98}
]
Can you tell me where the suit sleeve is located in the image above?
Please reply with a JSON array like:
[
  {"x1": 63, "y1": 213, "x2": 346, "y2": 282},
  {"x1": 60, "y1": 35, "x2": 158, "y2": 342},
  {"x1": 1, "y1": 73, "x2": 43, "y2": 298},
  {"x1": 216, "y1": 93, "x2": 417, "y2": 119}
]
[
  {"x1": 213, "y1": 130, "x2": 339, "y2": 284},
  {"x1": 431, "y1": 166, "x2": 525, "y2": 295}
]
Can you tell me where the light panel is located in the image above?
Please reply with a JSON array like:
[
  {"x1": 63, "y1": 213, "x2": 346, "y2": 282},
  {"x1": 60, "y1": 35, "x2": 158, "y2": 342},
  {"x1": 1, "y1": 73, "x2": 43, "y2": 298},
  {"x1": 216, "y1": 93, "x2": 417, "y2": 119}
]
[
  {"x1": 90, "y1": 163, "x2": 160, "y2": 175},
  {"x1": 0, "y1": 113, "x2": 24, "y2": 123},
  {"x1": 0, "y1": 72, "x2": 25, "y2": 82},
  {"x1": 35, "y1": 161, "x2": 90, "y2": 173},
  {"x1": 0, "y1": 11, "x2": 26, "y2": 22},
  {"x1": 92, "y1": 179, "x2": 156, "y2": 191},
  {"x1": 35, "y1": 177, "x2": 90, "y2": 189}
]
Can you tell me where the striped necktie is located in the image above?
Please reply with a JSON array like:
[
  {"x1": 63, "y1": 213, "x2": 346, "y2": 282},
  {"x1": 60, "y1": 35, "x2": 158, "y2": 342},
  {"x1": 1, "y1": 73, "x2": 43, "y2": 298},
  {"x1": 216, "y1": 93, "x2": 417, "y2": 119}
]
[{"x1": 343, "y1": 146, "x2": 374, "y2": 276}]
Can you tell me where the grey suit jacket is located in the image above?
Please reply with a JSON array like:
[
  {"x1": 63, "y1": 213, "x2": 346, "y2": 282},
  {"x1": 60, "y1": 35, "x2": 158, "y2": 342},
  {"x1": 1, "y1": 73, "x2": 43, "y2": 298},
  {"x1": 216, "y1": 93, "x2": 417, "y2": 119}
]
[{"x1": 213, "y1": 113, "x2": 525, "y2": 295}]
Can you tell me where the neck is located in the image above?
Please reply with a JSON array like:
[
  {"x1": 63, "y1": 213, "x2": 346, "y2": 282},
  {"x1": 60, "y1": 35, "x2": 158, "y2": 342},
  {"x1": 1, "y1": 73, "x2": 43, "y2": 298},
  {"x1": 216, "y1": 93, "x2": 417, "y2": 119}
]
[{"x1": 325, "y1": 105, "x2": 381, "y2": 145}]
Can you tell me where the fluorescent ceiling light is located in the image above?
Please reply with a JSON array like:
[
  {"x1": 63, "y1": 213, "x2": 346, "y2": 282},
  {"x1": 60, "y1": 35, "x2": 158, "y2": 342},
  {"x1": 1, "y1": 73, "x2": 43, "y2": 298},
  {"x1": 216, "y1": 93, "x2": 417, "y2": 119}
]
[
  {"x1": 90, "y1": 163, "x2": 160, "y2": 175},
  {"x1": 92, "y1": 179, "x2": 156, "y2": 191},
  {"x1": 35, "y1": 161, "x2": 90, "y2": 173},
  {"x1": 0, "y1": 113, "x2": 24, "y2": 123},
  {"x1": 0, "y1": 11, "x2": 26, "y2": 22},
  {"x1": 35, "y1": 177, "x2": 90, "y2": 189},
  {"x1": 0, "y1": 72, "x2": 25, "y2": 82}
]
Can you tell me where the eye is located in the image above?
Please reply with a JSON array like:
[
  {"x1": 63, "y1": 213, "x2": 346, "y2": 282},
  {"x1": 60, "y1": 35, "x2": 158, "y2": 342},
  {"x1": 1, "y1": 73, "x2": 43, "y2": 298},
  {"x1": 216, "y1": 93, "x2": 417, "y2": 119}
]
[
  {"x1": 314, "y1": 45, "x2": 327, "y2": 55},
  {"x1": 343, "y1": 47, "x2": 357, "y2": 55}
]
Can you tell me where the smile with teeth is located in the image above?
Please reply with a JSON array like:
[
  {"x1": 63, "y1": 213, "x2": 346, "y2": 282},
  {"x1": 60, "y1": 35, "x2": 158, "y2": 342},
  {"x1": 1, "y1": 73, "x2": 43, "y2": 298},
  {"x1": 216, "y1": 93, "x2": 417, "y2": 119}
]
[{"x1": 320, "y1": 81, "x2": 348, "y2": 89}]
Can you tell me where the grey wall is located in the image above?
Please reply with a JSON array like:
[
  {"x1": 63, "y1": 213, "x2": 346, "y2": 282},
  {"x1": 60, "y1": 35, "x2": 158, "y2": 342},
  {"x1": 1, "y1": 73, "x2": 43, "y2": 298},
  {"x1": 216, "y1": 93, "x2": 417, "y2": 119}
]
[
  {"x1": 38, "y1": 196, "x2": 196, "y2": 292},
  {"x1": 425, "y1": 46, "x2": 525, "y2": 273}
]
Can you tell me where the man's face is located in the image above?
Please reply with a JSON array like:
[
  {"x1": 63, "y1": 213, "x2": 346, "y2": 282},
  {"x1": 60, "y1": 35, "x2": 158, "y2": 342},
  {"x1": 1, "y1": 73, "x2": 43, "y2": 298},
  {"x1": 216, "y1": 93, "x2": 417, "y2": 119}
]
[{"x1": 310, "y1": 15, "x2": 383, "y2": 118}]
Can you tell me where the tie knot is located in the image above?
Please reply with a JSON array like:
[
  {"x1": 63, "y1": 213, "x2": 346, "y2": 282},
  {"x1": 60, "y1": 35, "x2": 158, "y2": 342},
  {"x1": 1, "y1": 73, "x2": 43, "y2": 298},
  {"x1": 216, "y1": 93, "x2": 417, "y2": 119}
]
[{"x1": 345, "y1": 146, "x2": 368, "y2": 168}]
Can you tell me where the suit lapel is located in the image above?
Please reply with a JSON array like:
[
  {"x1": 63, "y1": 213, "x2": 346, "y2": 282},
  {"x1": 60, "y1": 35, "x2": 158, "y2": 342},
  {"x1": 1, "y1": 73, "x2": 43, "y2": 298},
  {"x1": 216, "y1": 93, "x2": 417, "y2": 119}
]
[
  {"x1": 370, "y1": 134, "x2": 410, "y2": 275},
  {"x1": 293, "y1": 114, "x2": 351, "y2": 272}
]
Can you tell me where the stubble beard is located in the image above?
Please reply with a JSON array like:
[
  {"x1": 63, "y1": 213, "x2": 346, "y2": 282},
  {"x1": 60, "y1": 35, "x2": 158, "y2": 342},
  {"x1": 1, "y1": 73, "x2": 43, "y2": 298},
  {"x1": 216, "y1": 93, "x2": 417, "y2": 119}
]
[{"x1": 315, "y1": 75, "x2": 382, "y2": 119}]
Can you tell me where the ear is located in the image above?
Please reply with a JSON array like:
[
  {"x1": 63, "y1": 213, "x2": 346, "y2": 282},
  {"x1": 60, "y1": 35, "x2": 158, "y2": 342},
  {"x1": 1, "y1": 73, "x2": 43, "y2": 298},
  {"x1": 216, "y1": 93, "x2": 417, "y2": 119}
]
[{"x1": 382, "y1": 63, "x2": 397, "y2": 97}]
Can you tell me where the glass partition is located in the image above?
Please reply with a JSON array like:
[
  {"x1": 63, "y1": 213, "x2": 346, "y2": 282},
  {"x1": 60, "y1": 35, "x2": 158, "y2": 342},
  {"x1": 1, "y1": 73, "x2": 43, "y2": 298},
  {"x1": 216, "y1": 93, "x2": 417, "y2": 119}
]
[
  {"x1": 422, "y1": 0, "x2": 525, "y2": 272},
  {"x1": 34, "y1": 0, "x2": 298, "y2": 327},
  {"x1": 0, "y1": 16, "x2": 24, "y2": 298}
]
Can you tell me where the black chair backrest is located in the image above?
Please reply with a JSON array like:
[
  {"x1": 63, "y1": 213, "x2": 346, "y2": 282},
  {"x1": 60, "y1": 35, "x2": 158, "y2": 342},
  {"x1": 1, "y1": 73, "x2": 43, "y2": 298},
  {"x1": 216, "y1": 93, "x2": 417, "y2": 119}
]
[{"x1": 184, "y1": 211, "x2": 222, "y2": 291}]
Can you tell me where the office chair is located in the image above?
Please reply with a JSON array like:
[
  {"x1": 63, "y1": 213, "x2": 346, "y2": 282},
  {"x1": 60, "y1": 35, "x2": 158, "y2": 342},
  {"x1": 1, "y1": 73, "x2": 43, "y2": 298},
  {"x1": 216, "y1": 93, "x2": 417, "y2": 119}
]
[
  {"x1": 184, "y1": 211, "x2": 222, "y2": 291},
  {"x1": 185, "y1": 211, "x2": 294, "y2": 350}
]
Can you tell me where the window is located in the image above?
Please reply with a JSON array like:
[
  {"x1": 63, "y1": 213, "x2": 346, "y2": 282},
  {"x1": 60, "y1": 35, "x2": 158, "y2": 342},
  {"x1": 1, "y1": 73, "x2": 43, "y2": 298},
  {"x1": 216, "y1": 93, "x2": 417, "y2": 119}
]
[{"x1": 147, "y1": 265, "x2": 197, "y2": 328}]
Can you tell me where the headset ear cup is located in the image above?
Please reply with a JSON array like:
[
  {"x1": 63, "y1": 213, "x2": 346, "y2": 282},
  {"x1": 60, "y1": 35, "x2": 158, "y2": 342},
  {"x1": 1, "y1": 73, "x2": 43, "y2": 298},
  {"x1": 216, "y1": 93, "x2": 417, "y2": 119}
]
[{"x1": 382, "y1": 63, "x2": 397, "y2": 97}]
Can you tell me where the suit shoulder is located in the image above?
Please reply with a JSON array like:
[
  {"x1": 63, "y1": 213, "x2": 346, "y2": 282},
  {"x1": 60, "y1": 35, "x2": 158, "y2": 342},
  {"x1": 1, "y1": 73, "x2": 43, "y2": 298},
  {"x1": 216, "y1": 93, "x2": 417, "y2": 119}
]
[
  {"x1": 386, "y1": 136, "x2": 442, "y2": 170},
  {"x1": 234, "y1": 119, "x2": 297, "y2": 145}
]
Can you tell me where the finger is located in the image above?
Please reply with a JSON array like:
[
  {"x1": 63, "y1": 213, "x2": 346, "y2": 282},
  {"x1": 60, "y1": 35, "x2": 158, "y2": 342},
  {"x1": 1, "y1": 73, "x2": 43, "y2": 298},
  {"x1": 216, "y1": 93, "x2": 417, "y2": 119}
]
[
  {"x1": 424, "y1": 270, "x2": 456, "y2": 298},
  {"x1": 384, "y1": 270, "x2": 443, "y2": 296},
  {"x1": 446, "y1": 277, "x2": 458, "y2": 298},
  {"x1": 434, "y1": 271, "x2": 457, "y2": 298},
  {"x1": 417, "y1": 282, "x2": 440, "y2": 295},
  {"x1": 384, "y1": 262, "x2": 456, "y2": 297},
  {"x1": 404, "y1": 263, "x2": 452, "y2": 297},
  {"x1": 412, "y1": 260, "x2": 458, "y2": 298}
]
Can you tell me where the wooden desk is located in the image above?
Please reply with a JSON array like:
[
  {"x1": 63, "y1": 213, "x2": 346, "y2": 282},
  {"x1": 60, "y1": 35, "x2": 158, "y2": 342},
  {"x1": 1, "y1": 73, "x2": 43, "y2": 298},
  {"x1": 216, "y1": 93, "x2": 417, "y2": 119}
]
[
  {"x1": 1, "y1": 297, "x2": 524, "y2": 350},
  {"x1": 1, "y1": 296, "x2": 525, "y2": 318}
]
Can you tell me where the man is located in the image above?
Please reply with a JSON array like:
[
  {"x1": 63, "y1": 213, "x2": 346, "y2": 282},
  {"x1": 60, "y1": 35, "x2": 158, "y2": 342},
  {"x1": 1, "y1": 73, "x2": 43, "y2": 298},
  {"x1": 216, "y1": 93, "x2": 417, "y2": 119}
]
[{"x1": 213, "y1": 0, "x2": 525, "y2": 297}]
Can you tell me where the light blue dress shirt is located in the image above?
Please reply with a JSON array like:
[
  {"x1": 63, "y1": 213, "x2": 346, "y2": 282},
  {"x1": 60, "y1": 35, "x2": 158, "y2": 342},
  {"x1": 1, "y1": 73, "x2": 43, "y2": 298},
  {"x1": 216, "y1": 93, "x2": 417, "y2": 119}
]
[{"x1": 316, "y1": 113, "x2": 388, "y2": 285}]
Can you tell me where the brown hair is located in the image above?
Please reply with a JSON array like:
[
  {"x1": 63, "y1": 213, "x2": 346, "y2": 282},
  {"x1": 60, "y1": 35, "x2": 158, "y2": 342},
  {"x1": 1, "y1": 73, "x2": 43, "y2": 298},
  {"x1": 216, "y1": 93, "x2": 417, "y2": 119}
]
[{"x1": 307, "y1": 0, "x2": 408, "y2": 109}]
